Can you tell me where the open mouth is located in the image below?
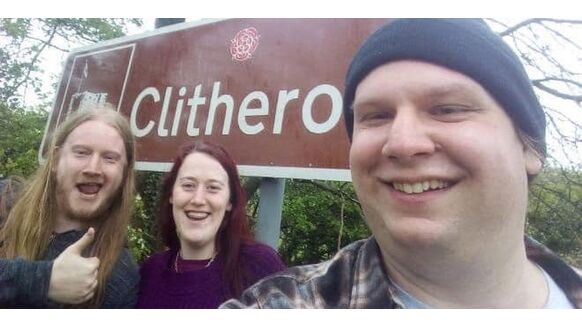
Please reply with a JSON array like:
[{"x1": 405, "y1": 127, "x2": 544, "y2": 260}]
[
  {"x1": 185, "y1": 211, "x2": 210, "y2": 221},
  {"x1": 390, "y1": 179, "x2": 455, "y2": 195},
  {"x1": 76, "y1": 182, "x2": 102, "y2": 195}
]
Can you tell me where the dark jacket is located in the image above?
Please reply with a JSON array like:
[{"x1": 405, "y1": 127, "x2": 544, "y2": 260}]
[{"x1": 0, "y1": 230, "x2": 139, "y2": 308}]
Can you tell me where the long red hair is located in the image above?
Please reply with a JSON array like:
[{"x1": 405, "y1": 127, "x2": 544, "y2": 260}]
[{"x1": 157, "y1": 140, "x2": 254, "y2": 298}]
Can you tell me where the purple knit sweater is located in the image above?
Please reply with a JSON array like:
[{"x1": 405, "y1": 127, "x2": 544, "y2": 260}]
[{"x1": 137, "y1": 243, "x2": 286, "y2": 308}]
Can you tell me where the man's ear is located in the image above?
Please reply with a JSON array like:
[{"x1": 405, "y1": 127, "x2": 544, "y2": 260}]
[{"x1": 524, "y1": 145, "x2": 542, "y2": 176}]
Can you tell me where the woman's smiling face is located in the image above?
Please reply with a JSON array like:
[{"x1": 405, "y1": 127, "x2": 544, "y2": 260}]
[{"x1": 171, "y1": 152, "x2": 232, "y2": 252}]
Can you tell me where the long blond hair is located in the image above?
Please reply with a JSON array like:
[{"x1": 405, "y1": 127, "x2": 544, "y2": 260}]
[{"x1": 0, "y1": 104, "x2": 136, "y2": 308}]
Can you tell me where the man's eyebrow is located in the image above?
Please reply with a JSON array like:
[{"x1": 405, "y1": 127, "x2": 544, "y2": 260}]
[
  {"x1": 352, "y1": 97, "x2": 388, "y2": 110},
  {"x1": 70, "y1": 144, "x2": 90, "y2": 149},
  {"x1": 354, "y1": 82, "x2": 475, "y2": 103},
  {"x1": 422, "y1": 83, "x2": 477, "y2": 99}
]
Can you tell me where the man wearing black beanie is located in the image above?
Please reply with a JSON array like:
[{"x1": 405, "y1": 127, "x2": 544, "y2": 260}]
[{"x1": 221, "y1": 19, "x2": 582, "y2": 309}]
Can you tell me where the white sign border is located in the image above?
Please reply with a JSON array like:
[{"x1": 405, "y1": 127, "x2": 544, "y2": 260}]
[{"x1": 136, "y1": 161, "x2": 351, "y2": 182}]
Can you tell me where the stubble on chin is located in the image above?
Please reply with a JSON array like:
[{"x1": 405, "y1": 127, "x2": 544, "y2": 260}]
[{"x1": 57, "y1": 189, "x2": 116, "y2": 223}]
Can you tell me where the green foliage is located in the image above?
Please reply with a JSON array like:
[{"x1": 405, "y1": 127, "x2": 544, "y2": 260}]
[
  {"x1": 0, "y1": 18, "x2": 142, "y2": 106},
  {"x1": 129, "y1": 193, "x2": 156, "y2": 264},
  {"x1": 43, "y1": 18, "x2": 142, "y2": 42},
  {"x1": 0, "y1": 103, "x2": 47, "y2": 178},
  {"x1": 128, "y1": 171, "x2": 164, "y2": 264},
  {"x1": 263, "y1": 180, "x2": 370, "y2": 266},
  {"x1": 527, "y1": 168, "x2": 582, "y2": 266}
]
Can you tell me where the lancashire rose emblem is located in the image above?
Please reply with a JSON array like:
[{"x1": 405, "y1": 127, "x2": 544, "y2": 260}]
[{"x1": 230, "y1": 27, "x2": 260, "y2": 62}]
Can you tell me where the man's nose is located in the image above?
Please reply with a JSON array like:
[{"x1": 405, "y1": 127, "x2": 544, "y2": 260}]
[
  {"x1": 82, "y1": 154, "x2": 103, "y2": 175},
  {"x1": 381, "y1": 109, "x2": 436, "y2": 162}
]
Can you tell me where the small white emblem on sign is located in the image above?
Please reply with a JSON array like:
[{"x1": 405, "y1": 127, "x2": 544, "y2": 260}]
[{"x1": 230, "y1": 27, "x2": 260, "y2": 62}]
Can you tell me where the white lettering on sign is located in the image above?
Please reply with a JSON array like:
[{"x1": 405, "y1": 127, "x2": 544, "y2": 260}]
[
  {"x1": 238, "y1": 91, "x2": 269, "y2": 135},
  {"x1": 186, "y1": 84, "x2": 206, "y2": 137},
  {"x1": 131, "y1": 87, "x2": 159, "y2": 137},
  {"x1": 302, "y1": 84, "x2": 342, "y2": 134},
  {"x1": 206, "y1": 81, "x2": 234, "y2": 135},
  {"x1": 274, "y1": 89, "x2": 299, "y2": 134},
  {"x1": 130, "y1": 82, "x2": 343, "y2": 138}
]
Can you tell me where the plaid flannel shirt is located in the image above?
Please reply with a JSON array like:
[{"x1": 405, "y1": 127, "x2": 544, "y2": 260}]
[{"x1": 221, "y1": 236, "x2": 582, "y2": 309}]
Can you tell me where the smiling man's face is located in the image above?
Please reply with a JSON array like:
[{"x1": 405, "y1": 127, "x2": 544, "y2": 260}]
[
  {"x1": 55, "y1": 119, "x2": 127, "y2": 224},
  {"x1": 349, "y1": 60, "x2": 541, "y2": 253}
]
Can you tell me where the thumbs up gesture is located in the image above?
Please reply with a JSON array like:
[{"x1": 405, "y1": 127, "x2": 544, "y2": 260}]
[{"x1": 48, "y1": 227, "x2": 100, "y2": 304}]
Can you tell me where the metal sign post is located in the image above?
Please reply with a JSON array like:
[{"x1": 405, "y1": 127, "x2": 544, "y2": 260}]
[{"x1": 255, "y1": 178, "x2": 286, "y2": 249}]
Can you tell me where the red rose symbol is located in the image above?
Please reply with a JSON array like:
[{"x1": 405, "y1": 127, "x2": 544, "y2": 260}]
[{"x1": 230, "y1": 27, "x2": 260, "y2": 62}]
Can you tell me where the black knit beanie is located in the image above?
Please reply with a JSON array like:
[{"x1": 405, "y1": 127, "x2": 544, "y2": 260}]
[{"x1": 343, "y1": 18, "x2": 546, "y2": 157}]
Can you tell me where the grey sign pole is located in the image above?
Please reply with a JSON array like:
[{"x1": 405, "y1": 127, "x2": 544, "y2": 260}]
[{"x1": 255, "y1": 178, "x2": 285, "y2": 249}]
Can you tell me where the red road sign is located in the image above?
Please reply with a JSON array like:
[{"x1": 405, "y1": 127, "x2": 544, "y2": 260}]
[{"x1": 40, "y1": 18, "x2": 388, "y2": 181}]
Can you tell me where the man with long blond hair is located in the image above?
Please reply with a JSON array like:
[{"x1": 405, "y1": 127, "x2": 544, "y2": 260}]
[{"x1": 0, "y1": 104, "x2": 139, "y2": 308}]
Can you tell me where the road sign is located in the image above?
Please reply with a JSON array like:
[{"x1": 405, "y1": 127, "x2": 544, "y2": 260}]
[{"x1": 40, "y1": 18, "x2": 388, "y2": 181}]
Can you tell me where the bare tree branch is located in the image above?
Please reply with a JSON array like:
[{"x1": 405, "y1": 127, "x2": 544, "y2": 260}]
[
  {"x1": 23, "y1": 34, "x2": 68, "y2": 52},
  {"x1": 544, "y1": 105, "x2": 582, "y2": 131},
  {"x1": 532, "y1": 80, "x2": 582, "y2": 103},
  {"x1": 499, "y1": 18, "x2": 582, "y2": 37},
  {"x1": 539, "y1": 22, "x2": 582, "y2": 51},
  {"x1": 558, "y1": 167, "x2": 582, "y2": 188},
  {"x1": 533, "y1": 77, "x2": 582, "y2": 89},
  {"x1": 10, "y1": 24, "x2": 59, "y2": 99},
  {"x1": 301, "y1": 180, "x2": 360, "y2": 206},
  {"x1": 499, "y1": 19, "x2": 541, "y2": 37}
]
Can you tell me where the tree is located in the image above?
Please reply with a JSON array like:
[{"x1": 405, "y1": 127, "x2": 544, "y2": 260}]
[
  {"x1": 0, "y1": 18, "x2": 142, "y2": 107},
  {"x1": 528, "y1": 168, "x2": 582, "y2": 266},
  {"x1": 0, "y1": 103, "x2": 47, "y2": 178},
  {"x1": 489, "y1": 19, "x2": 582, "y2": 169},
  {"x1": 130, "y1": 171, "x2": 164, "y2": 263},
  {"x1": 247, "y1": 179, "x2": 369, "y2": 266}
]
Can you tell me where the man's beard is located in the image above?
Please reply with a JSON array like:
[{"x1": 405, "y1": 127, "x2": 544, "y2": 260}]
[
  {"x1": 64, "y1": 196, "x2": 113, "y2": 222},
  {"x1": 56, "y1": 184, "x2": 120, "y2": 222}
]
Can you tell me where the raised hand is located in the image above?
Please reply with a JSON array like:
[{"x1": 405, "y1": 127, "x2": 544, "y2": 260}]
[{"x1": 48, "y1": 227, "x2": 100, "y2": 304}]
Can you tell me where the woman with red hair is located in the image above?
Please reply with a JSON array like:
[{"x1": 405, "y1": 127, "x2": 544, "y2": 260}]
[{"x1": 137, "y1": 141, "x2": 286, "y2": 308}]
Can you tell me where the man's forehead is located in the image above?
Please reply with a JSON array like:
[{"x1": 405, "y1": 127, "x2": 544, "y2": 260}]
[
  {"x1": 354, "y1": 62, "x2": 488, "y2": 104},
  {"x1": 63, "y1": 120, "x2": 126, "y2": 154},
  {"x1": 68, "y1": 119, "x2": 120, "y2": 138}
]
